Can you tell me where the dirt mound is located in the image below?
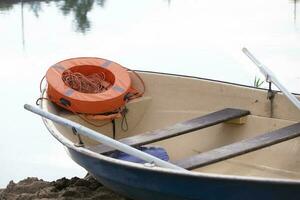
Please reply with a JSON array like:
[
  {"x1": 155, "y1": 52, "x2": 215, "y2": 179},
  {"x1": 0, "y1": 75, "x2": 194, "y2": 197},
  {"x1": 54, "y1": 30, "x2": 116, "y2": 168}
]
[{"x1": 0, "y1": 175, "x2": 127, "y2": 200}]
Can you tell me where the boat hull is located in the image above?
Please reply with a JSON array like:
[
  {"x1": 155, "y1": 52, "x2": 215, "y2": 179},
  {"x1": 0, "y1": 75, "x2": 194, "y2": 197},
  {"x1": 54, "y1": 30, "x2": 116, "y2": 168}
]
[{"x1": 67, "y1": 147, "x2": 300, "y2": 200}]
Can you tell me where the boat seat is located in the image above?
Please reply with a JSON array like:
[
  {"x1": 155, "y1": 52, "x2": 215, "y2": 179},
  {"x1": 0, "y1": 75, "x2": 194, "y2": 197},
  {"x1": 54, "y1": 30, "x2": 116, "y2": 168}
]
[
  {"x1": 89, "y1": 108, "x2": 250, "y2": 155},
  {"x1": 175, "y1": 122, "x2": 300, "y2": 170}
]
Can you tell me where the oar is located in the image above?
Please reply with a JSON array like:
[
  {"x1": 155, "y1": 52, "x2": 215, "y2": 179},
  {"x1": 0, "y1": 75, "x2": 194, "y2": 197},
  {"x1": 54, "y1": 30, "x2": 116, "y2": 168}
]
[
  {"x1": 242, "y1": 48, "x2": 300, "y2": 110},
  {"x1": 24, "y1": 104, "x2": 187, "y2": 172}
]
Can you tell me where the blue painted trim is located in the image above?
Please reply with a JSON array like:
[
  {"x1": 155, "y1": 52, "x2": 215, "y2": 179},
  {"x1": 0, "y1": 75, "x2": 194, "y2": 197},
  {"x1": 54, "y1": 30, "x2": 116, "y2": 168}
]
[
  {"x1": 64, "y1": 88, "x2": 75, "y2": 96},
  {"x1": 52, "y1": 64, "x2": 65, "y2": 72},
  {"x1": 67, "y1": 148, "x2": 300, "y2": 200},
  {"x1": 101, "y1": 60, "x2": 112, "y2": 68},
  {"x1": 112, "y1": 86, "x2": 125, "y2": 93}
]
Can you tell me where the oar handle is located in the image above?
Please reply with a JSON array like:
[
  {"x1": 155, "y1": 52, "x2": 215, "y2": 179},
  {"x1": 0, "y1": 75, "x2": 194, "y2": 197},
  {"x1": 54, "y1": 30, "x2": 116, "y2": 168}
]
[
  {"x1": 242, "y1": 48, "x2": 300, "y2": 110},
  {"x1": 24, "y1": 104, "x2": 187, "y2": 171}
]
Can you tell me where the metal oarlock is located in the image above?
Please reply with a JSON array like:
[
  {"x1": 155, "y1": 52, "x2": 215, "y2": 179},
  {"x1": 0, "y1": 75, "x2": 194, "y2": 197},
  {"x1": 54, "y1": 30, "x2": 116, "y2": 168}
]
[
  {"x1": 72, "y1": 127, "x2": 84, "y2": 147},
  {"x1": 243, "y1": 48, "x2": 300, "y2": 110}
]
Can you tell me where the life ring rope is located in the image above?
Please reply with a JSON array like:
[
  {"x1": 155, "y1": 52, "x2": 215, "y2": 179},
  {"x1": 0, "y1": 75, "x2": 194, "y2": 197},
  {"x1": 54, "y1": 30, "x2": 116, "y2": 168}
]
[
  {"x1": 62, "y1": 70, "x2": 110, "y2": 94},
  {"x1": 125, "y1": 68, "x2": 146, "y2": 101},
  {"x1": 36, "y1": 96, "x2": 124, "y2": 128},
  {"x1": 39, "y1": 57, "x2": 145, "y2": 128}
]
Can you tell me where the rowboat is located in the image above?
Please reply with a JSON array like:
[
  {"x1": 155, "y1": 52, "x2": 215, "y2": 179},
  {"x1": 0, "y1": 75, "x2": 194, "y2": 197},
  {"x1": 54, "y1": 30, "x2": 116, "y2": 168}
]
[{"x1": 26, "y1": 50, "x2": 300, "y2": 200}]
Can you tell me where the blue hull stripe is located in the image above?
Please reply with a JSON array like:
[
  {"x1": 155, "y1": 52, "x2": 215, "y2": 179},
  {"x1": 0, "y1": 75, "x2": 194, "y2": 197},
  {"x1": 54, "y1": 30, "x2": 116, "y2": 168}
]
[{"x1": 67, "y1": 148, "x2": 300, "y2": 200}]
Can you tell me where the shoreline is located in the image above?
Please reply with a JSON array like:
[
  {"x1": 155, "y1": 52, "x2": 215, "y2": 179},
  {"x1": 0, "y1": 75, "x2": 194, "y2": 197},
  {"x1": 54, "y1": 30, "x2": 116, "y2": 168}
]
[{"x1": 0, "y1": 175, "x2": 127, "y2": 200}]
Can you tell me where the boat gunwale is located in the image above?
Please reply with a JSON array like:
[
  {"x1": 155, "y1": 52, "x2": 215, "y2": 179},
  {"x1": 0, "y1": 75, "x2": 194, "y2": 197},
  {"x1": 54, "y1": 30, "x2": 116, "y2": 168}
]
[
  {"x1": 135, "y1": 70, "x2": 300, "y2": 96},
  {"x1": 40, "y1": 71, "x2": 300, "y2": 185}
]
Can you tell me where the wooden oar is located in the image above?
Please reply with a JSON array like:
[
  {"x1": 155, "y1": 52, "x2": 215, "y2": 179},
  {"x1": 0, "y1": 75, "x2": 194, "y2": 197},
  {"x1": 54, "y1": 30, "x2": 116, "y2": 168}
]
[{"x1": 24, "y1": 104, "x2": 187, "y2": 172}]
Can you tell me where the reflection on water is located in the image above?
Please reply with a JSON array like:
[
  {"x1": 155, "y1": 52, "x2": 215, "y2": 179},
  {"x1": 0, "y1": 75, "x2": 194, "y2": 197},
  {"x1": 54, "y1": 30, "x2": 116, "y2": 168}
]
[
  {"x1": 0, "y1": 1, "x2": 58, "y2": 14},
  {"x1": 293, "y1": 0, "x2": 299, "y2": 25},
  {"x1": 58, "y1": 0, "x2": 106, "y2": 32},
  {"x1": 1, "y1": 0, "x2": 298, "y2": 34},
  {"x1": 290, "y1": 0, "x2": 300, "y2": 27},
  {"x1": 0, "y1": 0, "x2": 300, "y2": 188},
  {"x1": 0, "y1": 0, "x2": 106, "y2": 33}
]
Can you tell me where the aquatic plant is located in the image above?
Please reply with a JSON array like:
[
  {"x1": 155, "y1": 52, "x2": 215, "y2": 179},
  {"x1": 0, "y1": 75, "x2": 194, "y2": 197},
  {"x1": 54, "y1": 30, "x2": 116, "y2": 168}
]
[{"x1": 253, "y1": 76, "x2": 264, "y2": 88}]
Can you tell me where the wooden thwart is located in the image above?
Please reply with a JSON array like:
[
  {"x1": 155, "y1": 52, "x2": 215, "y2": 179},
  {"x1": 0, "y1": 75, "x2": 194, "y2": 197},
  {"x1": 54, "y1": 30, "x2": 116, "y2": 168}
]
[
  {"x1": 175, "y1": 122, "x2": 300, "y2": 170},
  {"x1": 90, "y1": 108, "x2": 250, "y2": 155}
]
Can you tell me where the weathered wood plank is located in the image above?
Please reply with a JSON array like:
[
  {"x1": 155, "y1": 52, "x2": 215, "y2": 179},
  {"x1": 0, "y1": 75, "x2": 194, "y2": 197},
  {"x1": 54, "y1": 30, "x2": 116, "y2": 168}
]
[
  {"x1": 89, "y1": 108, "x2": 250, "y2": 155},
  {"x1": 175, "y1": 122, "x2": 300, "y2": 170}
]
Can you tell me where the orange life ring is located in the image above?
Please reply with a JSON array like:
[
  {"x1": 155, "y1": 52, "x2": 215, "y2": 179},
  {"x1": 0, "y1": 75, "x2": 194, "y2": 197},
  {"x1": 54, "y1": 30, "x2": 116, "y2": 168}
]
[{"x1": 46, "y1": 57, "x2": 132, "y2": 114}]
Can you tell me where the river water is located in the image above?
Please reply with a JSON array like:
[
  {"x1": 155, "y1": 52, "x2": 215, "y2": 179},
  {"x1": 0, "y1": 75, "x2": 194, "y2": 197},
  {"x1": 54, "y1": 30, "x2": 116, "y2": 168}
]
[{"x1": 0, "y1": 0, "x2": 299, "y2": 187}]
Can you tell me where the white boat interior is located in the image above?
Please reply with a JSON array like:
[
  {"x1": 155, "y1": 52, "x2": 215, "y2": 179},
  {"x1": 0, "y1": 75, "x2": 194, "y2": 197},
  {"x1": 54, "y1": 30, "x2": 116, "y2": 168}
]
[{"x1": 42, "y1": 71, "x2": 300, "y2": 181}]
